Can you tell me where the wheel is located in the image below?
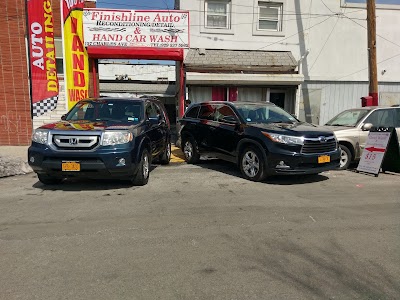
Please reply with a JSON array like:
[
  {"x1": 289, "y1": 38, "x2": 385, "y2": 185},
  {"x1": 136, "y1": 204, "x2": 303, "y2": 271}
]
[
  {"x1": 131, "y1": 149, "x2": 150, "y2": 186},
  {"x1": 339, "y1": 145, "x2": 352, "y2": 170},
  {"x1": 37, "y1": 174, "x2": 63, "y2": 185},
  {"x1": 182, "y1": 137, "x2": 200, "y2": 164},
  {"x1": 159, "y1": 140, "x2": 171, "y2": 165},
  {"x1": 239, "y1": 146, "x2": 266, "y2": 182}
]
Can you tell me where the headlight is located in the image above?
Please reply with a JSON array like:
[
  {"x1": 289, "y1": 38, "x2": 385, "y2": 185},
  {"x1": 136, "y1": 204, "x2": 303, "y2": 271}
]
[
  {"x1": 262, "y1": 132, "x2": 304, "y2": 145},
  {"x1": 102, "y1": 131, "x2": 133, "y2": 146},
  {"x1": 32, "y1": 129, "x2": 49, "y2": 144}
]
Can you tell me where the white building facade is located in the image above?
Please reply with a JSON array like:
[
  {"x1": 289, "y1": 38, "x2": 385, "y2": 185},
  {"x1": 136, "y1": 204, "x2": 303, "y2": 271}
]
[{"x1": 180, "y1": 0, "x2": 400, "y2": 124}]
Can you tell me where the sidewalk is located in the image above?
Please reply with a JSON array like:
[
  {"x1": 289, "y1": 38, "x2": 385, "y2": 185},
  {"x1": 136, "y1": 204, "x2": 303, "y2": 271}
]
[
  {"x1": 0, "y1": 145, "x2": 185, "y2": 178},
  {"x1": 0, "y1": 146, "x2": 32, "y2": 178}
]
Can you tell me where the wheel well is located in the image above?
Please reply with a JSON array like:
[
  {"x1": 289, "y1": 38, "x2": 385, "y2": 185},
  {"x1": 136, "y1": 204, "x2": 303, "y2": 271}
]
[{"x1": 339, "y1": 142, "x2": 354, "y2": 160}]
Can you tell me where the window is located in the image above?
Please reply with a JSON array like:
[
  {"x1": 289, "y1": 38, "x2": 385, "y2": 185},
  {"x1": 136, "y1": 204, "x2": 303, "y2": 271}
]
[
  {"x1": 205, "y1": 0, "x2": 231, "y2": 29},
  {"x1": 199, "y1": 104, "x2": 216, "y2": 120},
  {"x1": 214, "y1": 105, "x2": 237, "y2": 123},
  {"x1": 258, "y1": 1, "x2": 283, "y2": 31},
  {"x1": 185, "y1": 106, "x2": 200, "y2": 119},
  {"x1": 364, "y1": 109, "x2": 396, "y2": 127}
]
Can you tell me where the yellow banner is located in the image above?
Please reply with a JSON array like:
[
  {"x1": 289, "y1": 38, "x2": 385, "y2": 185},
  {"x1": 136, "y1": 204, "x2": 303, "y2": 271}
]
[{"x1": 63, "y1": 8, "x2": 89, "y2": 110}]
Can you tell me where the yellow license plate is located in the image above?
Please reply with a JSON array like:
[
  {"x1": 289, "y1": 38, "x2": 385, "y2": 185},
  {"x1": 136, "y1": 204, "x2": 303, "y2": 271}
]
[
  {"x1": 318, "y1": 155, "x2": 330, "y2": 164},
  {"x1": 62, "y1": 161, "x2": 80, "y2": 171}
]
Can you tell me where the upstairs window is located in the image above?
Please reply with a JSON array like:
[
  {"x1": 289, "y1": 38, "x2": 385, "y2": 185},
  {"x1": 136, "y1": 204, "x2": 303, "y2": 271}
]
[
  {"x1": 205, "y1": 0, "x2": 231, "y2": 29},
  {"x1": 257, "y1": 1, "x2": 283, "y2": 31}
]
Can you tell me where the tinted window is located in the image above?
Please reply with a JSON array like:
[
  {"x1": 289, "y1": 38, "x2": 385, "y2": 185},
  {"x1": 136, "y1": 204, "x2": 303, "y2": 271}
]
[
  {"x1": 394, "y1": 108, "x2": 400, "y2": 127},
  {"x1": 185, "y1": 106, "x2": 200, "y2": 119},
  {"x1": 215, "y1": 105, "x2": 237, "y2": 123},
  {"x1": 145, "y1": 103, "x2": 158, "y2": 119},
  {"x1": 153, "y1": 103, "x2": 165, "y2": 121},
  {"x1": 199, "y1": 104, "x2": 216, "y2": 120},
  {"x1": 364, "y1": 109, "x2": 395, "y2": 127}
]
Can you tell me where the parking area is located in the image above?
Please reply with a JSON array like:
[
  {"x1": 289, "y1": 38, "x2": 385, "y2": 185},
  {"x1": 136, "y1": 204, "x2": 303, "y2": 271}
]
[{"x1": 0, "y1": 160, "x2": 399, "y2": 299}]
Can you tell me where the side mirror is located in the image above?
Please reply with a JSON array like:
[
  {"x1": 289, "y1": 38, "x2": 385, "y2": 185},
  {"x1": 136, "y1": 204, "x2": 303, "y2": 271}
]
[
  {"x1": 61, "y1": 114, "x2": 66, "y2": 120},
  {"x1": 362, "y1": 123, "x2": 373, "y2": 131},
  {"x1": 221, "y1": 116, "x2": 239, "y2": 124}
]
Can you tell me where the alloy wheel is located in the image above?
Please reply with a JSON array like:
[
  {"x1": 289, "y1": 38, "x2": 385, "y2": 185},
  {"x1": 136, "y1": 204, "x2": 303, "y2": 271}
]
[
  {"x1": 184, "y1": 141, "x2": 193, "y2": 160},
  {"x1": 242, "y1": 150, "x2": 260, "y2": 178}
]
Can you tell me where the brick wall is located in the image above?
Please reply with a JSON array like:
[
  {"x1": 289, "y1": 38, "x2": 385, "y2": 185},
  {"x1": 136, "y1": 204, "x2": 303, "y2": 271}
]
[
  {"x1": 0, "y1": 0, "x2": 96, "y2": 145},
  {"x1": 0, "y1": 0, "x2": 31, "y2": 145}
]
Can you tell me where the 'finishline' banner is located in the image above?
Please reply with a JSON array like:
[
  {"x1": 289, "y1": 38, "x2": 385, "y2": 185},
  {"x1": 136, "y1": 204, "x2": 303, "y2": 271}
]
[
  {"x1": 61, "y1": 0, "x2": 89, "y2": 110},
  {"x1": 27, "y1": 0, "x2": 59, "y2": 117}
]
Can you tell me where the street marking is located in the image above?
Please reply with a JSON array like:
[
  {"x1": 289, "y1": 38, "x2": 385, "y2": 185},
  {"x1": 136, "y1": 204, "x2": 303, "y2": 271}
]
[{"x1": 170, "y1": 145, "x2": 185, "y2": 163}]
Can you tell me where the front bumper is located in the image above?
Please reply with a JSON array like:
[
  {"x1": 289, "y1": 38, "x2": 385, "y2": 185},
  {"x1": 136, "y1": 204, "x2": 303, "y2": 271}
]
[
  {"x1": 266, "y1": 148, "x2": 341, "y2": 175},
  {"x1": 28, "y1": 143, "x2": 139, "y2": 179}
]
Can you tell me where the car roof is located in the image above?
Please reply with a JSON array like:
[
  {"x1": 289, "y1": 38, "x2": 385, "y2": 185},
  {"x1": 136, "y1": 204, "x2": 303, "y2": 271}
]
[
  {"x1": 81, "y1": 97, "x2": 158, "y2": 103},
  {"x1": 193, "y1": 101, "x2": 276, "y2": 107}
]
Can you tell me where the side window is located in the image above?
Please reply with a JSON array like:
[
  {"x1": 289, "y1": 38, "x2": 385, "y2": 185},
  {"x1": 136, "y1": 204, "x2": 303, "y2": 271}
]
[
  {"x1": 185, "y1": 106, "x2": 200, "y2": 119},
  {"x1": 364, "y1": 109, "x2": 395, "y2": 127},
  {"x1": 199, "y1": 104, "x2": 216, "y2": 120},
  {"x1": 214, "y1": 105, "x2": 237, "y2": 123},
  {"x1": 153, "y1": 103, "x2": 164, "y2": 121},
  {"x1": 145, "y1": 103, "x2": 158, "y2": 119},
  {"x1": 395, "y1": 109, "x2": 400, "y2": 127}
]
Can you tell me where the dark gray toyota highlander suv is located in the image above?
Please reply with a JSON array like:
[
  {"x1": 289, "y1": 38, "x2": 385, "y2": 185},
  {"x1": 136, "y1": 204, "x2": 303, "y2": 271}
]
[{"x1": 179, "y1": 101, "x2": 340, "y2": 182}]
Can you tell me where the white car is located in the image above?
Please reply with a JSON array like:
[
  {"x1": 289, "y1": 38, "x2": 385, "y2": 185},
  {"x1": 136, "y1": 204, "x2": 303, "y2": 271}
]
[{"x1": 324, "y1": 106, "x2": 400, "y2": 170}]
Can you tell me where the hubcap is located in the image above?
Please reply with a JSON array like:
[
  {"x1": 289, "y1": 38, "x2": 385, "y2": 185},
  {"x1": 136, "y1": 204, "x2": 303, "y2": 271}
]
[
  {"x1": 184, "y1": 141, "x2": 193, "y2": 160},
  {"x1": 242, "y1": 151, "x2": 260, "y2": 178},
  {"x1": 340, "y1": 149, "x2": 348, "y2": 168},
  {"x1": 143, "y1": 154, "x2": 149, "y2": 178}
]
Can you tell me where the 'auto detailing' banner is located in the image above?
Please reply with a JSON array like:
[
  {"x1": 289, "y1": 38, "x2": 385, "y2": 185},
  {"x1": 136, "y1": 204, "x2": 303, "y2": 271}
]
[
  {"x1": 83, "y1": 9, "x2": 189, "y2": 48},
  {"x1": 27, "y1": 0, "x2": 59, "y2": 117},
  {"x1": 61, "y1": 0, "x2": 89, "y2": 110}
]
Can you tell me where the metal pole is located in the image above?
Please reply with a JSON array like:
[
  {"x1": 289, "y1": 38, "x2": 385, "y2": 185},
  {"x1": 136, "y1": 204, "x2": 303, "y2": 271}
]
[{"x1": 367, "y1": 0, "x2": 378, "y2": 106}]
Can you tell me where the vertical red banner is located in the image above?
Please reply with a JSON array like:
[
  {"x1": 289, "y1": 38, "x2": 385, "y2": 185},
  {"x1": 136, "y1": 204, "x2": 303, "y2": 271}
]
[{"x1": 27, "y1": 0, "x2": 59, "y2": 117}]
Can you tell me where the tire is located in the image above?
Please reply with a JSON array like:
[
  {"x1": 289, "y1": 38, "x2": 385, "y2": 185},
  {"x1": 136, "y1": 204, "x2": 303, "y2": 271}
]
[
  {"x1": 239, "y1": 146, "x2": 266, "y2": 182},
  {"x1": 37, "y1": 174, "x2": 63, "y2": 185},
  {"x1": 159, "y1": 140, "x2": 171, "y2": 165},
  {"x1": 131, "y1": 149, "x2": 150, "y2": 186},
  {"x1": 339, "y1": 144, "x2": 352, "y2": 170},
  {"x1": 182, "y1": 137, "x2": 200, "y2": 164}
]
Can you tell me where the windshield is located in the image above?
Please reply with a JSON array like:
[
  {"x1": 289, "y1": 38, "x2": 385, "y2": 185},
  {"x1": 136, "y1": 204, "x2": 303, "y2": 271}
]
[
  {"x1": 325, "y1": 109, "x2": 370, "y2": 126},
  {"x1": 65, "y1": 100, "x2": 143, "y2": 124},
  {"x1": 235, "y1": 104, "x2": 297, "y2": 124}
]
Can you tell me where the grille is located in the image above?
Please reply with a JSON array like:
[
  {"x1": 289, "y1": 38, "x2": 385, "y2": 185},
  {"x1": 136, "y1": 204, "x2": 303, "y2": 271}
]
[
  {"x1": 301, "y1": 136, "x2": 337, "y2": 154},
  {"x1": 53, "y1": 135, "x2": 100, "y2": 150}
]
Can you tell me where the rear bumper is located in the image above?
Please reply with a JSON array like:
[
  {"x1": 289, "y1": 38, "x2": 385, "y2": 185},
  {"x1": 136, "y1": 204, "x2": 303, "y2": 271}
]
[{"x1": 28, "y1": 143, "x2": 140, "y2": 179}]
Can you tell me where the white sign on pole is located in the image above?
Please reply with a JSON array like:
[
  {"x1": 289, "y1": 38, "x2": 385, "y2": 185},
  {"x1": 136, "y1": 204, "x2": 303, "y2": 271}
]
[
  {"x1": 83, "y1": 9, "x2": 189, "y2": 48},
  {"x1": 357, "y1": 131, "x2": 391, "y2": 175}
]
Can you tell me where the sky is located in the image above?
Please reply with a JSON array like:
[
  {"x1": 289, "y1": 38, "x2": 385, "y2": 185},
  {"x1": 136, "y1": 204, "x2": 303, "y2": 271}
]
[{"x1": 96, "y1": 0, "x2": 175, "y2": 10}]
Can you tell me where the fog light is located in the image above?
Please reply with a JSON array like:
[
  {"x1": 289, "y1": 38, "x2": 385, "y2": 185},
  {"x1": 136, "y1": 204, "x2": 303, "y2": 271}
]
[
  {"x1": 116, "y1": 158, "x2": 126, "y2": 167},
  {"x1": 30, "y1": 156, "x2": 35, "y2": 163},
  {"x1": 276, "y1": 160, "x2": 290, "y2": 169}
]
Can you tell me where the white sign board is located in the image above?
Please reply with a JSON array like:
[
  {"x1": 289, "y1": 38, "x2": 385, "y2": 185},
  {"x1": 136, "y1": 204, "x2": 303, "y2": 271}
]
[
  {"x1": 83, "y1": 9, "x2": 189, "y2": 48},
  {"x1": 357, "y1": 131, "x2": 391, "y2": 175}
]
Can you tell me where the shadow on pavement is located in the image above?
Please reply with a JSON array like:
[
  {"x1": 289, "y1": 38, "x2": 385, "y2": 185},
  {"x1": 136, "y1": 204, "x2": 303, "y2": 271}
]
[
  {"x1": 196, "y1": 159, "x2": 329, "y2": 185},
  {"x1": 31, "y1": 165, "x2": 159, "y2": 191}
]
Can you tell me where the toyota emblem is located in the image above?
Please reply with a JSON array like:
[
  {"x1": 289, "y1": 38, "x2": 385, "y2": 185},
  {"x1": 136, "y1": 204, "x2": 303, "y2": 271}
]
[{"x1": 318, "y1": 136, "x2": 327, "y2": 143}]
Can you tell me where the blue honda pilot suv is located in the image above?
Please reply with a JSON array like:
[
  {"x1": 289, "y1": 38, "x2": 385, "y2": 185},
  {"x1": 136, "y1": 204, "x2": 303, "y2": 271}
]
[
  {"x1": 28, "y1": 97, "x2": 171, "y2": 185},
  {"x1": 179, "y1": 101, "x2": 340, "y2": 182}
]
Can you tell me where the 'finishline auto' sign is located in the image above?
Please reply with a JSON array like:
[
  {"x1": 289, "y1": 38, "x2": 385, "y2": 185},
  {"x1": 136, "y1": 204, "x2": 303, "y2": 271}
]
[{"x1": 83, "y1": 9, "x2": 189, "y2": 48}]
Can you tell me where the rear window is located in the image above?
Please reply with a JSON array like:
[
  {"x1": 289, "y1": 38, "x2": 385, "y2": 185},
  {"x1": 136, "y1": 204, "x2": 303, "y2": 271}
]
[{"x1": 199, "y1": 105, "x2": 216, "y2": 120}]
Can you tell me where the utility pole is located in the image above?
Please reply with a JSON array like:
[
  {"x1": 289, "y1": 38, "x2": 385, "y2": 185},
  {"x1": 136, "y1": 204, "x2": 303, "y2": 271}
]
[{"x1": 367, "y1": 0, "x2": 378, "y2": 106}]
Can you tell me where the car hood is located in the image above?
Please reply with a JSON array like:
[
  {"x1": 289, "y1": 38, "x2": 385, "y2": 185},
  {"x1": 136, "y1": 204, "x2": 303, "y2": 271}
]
[
  {"x1": 251, "y1": 122, "x2": 335, "y2": 136},
  {"x1": 39, "y1": 120, "x2": 139, "y2": 131},
  {"x1": 323, "y1": 125, "x2": 355, "y2": 132}
]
